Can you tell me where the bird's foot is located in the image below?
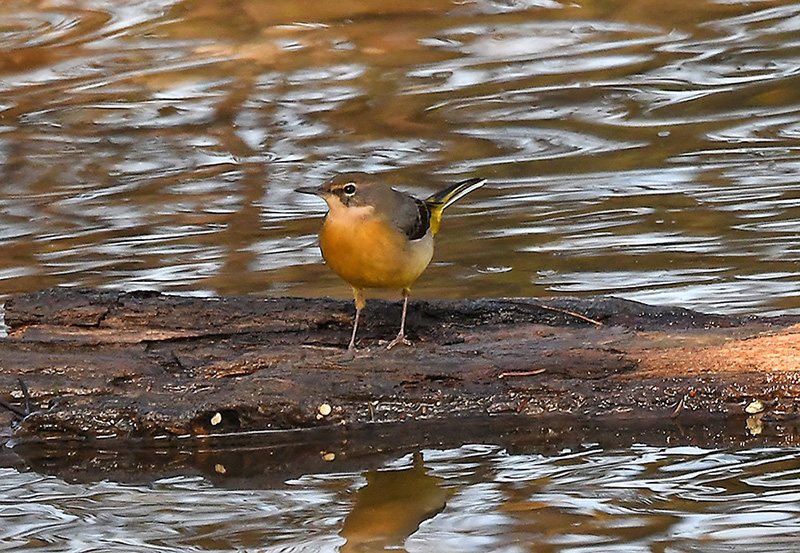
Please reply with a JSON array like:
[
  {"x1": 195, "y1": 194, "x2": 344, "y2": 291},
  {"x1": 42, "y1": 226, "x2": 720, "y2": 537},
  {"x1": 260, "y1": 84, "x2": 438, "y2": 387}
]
[
  {"x1": 383, "y1": 333, "x2": 412, "y2": 350},
  {"x1": 339, "y1": 341, "x2": 360, "y2": 361}
]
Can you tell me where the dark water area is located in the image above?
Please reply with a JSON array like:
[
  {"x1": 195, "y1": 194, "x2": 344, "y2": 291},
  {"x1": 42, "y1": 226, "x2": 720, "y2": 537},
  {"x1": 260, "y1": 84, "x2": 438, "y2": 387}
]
[{"x1": 2, "y1": 0, "x2": 800, "y2": 550}]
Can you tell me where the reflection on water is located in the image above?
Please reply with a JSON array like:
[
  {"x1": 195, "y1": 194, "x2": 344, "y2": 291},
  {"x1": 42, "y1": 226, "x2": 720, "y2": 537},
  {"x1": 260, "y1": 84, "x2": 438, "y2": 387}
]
[
  {"x1": 340, "y1": 452, "x2": 452, "y2": 552},
  {"x1": 0, "y1": 0, "x2": 799, "y2": 313},
  {"x1": 2, "y1": 445, "x2": 800, "y2": 552}
]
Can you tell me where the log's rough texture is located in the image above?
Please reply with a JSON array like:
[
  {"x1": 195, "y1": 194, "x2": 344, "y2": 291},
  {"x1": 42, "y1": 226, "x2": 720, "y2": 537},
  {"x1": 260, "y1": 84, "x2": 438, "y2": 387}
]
[{"x1": 1, "y1": 288, "x2": 800, "y2": 462}]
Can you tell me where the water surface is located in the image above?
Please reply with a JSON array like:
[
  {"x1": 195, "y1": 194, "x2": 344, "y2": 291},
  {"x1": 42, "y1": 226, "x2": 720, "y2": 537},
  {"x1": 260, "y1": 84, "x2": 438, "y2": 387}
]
[
  {"x1": 0, "y1": 0, "x2": 799, "y2": 314},
  {"x1": 3, "y1": 444, "x2": 800, "y2": 552}
]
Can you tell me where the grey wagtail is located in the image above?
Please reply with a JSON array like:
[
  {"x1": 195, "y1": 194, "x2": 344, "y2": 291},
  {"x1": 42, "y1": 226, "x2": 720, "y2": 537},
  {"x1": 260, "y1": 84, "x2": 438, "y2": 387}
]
[{"x1": 296, "y1": 172, "x2": 486, "y2": 351}]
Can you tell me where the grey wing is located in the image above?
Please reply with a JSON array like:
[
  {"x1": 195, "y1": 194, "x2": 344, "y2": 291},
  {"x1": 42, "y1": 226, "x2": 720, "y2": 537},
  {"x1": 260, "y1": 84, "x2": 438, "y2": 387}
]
[{"x1": 392, "y1": 193, "x2": 431, "y2": 241}]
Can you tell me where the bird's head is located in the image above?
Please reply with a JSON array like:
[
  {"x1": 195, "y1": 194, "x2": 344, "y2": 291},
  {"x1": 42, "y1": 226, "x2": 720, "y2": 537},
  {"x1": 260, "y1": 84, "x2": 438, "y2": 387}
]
[{"x1": 296, "y1": 173, "x2": 394, "y2": 213}]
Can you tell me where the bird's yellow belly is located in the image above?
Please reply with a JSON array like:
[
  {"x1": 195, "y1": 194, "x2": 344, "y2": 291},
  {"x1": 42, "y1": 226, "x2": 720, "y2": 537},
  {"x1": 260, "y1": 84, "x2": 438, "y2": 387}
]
[{"x1": 319, "y1": 216, "x2": 434, "y2": 291}]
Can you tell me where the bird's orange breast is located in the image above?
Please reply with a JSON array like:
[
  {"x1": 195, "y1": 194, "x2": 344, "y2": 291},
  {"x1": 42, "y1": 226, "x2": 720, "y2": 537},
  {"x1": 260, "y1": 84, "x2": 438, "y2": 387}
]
[{"x1": 319, "y1": 207, "x2": 434, "y2": 291}]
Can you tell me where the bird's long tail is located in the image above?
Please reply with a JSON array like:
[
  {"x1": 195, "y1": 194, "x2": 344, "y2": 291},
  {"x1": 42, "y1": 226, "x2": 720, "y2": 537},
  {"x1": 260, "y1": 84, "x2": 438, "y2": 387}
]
[{"x1": 425, "y1": 177, "x2": 486, "y2": 235}]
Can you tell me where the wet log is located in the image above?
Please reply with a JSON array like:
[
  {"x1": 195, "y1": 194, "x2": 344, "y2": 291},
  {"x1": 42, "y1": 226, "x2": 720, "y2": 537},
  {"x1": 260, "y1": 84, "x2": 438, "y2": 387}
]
[{"x1": 1, "y1": 288, "x2": 800, "y2": 477}]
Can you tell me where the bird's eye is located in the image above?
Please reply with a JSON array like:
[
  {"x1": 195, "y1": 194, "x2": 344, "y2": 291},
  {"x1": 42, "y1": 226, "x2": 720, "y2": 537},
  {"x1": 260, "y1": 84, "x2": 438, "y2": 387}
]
[{"x1": 343, "y1": 183, "x2": 356, "y2": 195}]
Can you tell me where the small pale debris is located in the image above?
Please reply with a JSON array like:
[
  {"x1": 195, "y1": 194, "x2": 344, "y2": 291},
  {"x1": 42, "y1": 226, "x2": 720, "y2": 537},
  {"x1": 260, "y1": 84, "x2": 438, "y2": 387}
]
[
  {"x1": 746, "y1": 415, "x2": 763, "y2": 436},
  {"x1": 214, "y1": 463, "x2": 227, "y2": 474},
  {"x1": 745, "y1": 400, "x2": 764, "y2": 414},
  {"x1": 210, "y1": 412, "x2": 223, "y2": 425},
  {"x1": 318, "y1": 403, "x2": 332, "y2": 417},
  {"x1": 321, "y1": 451, "x2": 335, "y2": 462}
]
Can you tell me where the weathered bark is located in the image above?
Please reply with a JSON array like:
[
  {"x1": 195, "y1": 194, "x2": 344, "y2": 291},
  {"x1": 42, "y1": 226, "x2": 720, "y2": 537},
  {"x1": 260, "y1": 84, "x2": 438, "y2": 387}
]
[{"x1": 1, "y1": 288, "x2": 799, "y2": 479}]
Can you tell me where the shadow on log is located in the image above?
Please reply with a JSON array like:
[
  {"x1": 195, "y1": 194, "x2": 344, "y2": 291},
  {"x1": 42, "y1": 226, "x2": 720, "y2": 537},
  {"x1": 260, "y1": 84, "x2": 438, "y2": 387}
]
[{"x1": 1, "y1": 288, "x2": 800, "y2": 481}]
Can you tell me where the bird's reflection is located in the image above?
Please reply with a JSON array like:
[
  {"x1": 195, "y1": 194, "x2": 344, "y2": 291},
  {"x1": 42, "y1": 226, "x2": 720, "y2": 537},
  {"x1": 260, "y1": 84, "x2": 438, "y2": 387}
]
[{"x1": 340, "y1": 451, "x2": 452, "y2": 552}]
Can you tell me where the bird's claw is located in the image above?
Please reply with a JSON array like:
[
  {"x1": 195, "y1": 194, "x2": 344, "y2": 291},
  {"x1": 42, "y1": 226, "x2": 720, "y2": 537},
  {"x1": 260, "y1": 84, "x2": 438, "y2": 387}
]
[{"x1": 383, "y1": 334, "x2": 412, "y2": 350}]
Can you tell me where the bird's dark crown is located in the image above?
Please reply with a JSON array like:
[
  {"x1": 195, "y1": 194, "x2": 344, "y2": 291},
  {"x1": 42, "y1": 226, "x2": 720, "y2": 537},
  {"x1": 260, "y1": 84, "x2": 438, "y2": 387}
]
[{"x1": 322, "y1": 173, "x2": 392, "y2": 208}]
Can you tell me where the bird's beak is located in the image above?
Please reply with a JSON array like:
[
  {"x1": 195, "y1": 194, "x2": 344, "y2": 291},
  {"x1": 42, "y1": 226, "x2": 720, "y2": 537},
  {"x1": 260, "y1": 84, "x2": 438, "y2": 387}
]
[{"x1": 295, "y1": 185, "x2": 324, "y2": 196}]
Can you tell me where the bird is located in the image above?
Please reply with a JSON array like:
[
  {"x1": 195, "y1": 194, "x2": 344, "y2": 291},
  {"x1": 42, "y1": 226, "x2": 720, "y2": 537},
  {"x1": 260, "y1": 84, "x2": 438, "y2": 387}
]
[{"x1": 296, "y1": 172, "x2": 486, "y2": 351}]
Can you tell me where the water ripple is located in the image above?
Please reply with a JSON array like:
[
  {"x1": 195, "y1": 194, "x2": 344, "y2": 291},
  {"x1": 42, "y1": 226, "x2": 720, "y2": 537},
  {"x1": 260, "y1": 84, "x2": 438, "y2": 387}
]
[
  {"x1": 2, "y1": 0, "x2": 800, "y2": 313},
  {"x1": 3, "y1": 445, "x2": 800, "y2": 552}
]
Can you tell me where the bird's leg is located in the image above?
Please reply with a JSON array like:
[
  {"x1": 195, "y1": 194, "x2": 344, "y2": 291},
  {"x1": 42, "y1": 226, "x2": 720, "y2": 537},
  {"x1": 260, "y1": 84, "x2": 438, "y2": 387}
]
[
  {"x1": 348, "y1": 307, "x2": 361, "y2": 352},
  {"x1": 348, "y1": 287, "x2": 366, "y2": 352},
  {"x1": 386, "y1": 289, "x2": 413, "y2": 350}
]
